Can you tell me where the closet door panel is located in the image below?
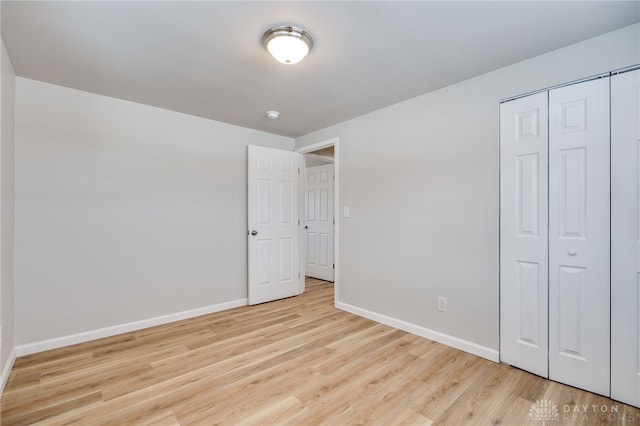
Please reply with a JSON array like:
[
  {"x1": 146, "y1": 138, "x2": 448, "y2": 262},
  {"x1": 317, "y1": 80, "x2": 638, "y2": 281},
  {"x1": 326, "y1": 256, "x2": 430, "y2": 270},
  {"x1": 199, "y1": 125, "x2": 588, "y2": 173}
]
[
  {"x1": 549, "y1": 78, "x2": 610, "y2": 397},
  {"x1": 500, "y1": 92, "x2": 549, "y2": 377},
  {"x1": 612, "y1": 69, "x2": 640, "y2": 408}
]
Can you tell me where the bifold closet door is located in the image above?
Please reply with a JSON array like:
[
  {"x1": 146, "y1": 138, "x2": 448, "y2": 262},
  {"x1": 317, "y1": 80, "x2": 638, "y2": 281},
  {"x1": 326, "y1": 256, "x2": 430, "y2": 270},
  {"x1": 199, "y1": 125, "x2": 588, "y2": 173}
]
[
  {"x1": 611, "y1": 69, "x2": 640, "y2": 407},
  {"x1": 500, "y1": 92, "x2": 549, "y2": 378},
  {"x1": 548, "y1": 78, "x2": 610, "y2": 397}
]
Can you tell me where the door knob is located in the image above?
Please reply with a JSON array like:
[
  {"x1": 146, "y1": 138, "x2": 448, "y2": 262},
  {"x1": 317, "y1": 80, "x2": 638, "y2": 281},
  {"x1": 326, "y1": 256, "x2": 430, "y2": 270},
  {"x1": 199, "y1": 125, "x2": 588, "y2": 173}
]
[
  {"x1": 250, "y1": 230, "x2": 258, "y2": 236},
  {"x1": 567, "y1": 249, "x2": 577, "y2": 256},
  {"x1": 305, "y1": 226, "x2": 308, "y2": 229}
]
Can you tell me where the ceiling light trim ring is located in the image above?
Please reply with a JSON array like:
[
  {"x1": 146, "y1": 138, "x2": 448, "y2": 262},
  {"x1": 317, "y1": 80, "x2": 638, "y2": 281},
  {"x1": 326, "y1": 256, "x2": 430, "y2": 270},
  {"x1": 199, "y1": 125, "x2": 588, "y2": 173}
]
[{"x1": 262, "y1": 25, "x2": 314, "y2": 50}]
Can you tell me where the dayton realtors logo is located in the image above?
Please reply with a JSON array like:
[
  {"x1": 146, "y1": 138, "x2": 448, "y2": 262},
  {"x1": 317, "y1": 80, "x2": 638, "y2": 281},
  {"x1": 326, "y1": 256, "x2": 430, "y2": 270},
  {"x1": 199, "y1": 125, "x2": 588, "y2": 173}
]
[
  {"x1": 529, "y1": 399, "x2": 559, "y2": 425},
  {"x1": 561, "y1": 403, "x2": 635, "y2": 422},
  {"x1": 529, "y1": 400, "x2": 637, "y2": 424}
]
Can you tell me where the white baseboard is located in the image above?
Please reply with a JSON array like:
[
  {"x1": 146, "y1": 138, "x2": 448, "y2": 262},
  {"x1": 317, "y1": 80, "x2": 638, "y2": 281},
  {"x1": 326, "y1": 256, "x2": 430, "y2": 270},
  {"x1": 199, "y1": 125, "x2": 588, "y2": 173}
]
[
  {"x1": 335, "y1": 301, "x2": 499, "y2": 363},
  {"x1": 15, "y1": 298, "x2": 248, "y2": 357},
  {"x1": 1, "y1": 347, "x2": 16, "y2": 394}
]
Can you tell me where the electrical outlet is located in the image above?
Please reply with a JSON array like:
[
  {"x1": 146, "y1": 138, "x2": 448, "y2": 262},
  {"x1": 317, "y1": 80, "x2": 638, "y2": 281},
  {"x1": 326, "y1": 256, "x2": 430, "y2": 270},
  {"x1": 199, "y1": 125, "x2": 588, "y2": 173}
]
[{"x1": 438, "y1": 296, "x2": 448, "y2": 312}]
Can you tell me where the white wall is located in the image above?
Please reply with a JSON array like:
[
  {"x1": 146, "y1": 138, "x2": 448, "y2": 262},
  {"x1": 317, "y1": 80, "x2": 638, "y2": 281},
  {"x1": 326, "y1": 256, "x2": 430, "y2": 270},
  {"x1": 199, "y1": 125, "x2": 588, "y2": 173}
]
[
  {"x1": 14, "y1": 78, "x2": 293, "y2": 347},
  {"x1": 0, "y1": 38, "x2": 16, "y2": 380},
  {"x1": 296, "y1": 24, "x2": 640, "y2": 358}
]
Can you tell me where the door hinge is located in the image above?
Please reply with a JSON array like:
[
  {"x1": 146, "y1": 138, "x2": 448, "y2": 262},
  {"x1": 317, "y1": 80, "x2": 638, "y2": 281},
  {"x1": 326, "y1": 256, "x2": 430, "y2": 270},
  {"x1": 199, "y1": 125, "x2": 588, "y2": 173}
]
[
  {"x1": 298, "y1": 167, "x2": 300, "y2": 174},
  {"x1": 333, "y1": 263, "x2": 335, "y2": 269},
  {"x1": 298, "y1": 219, "x2": 300, "y2": 226},
  {"x1": 333, "y1": 219, "x2": 335, "y2": 225}
]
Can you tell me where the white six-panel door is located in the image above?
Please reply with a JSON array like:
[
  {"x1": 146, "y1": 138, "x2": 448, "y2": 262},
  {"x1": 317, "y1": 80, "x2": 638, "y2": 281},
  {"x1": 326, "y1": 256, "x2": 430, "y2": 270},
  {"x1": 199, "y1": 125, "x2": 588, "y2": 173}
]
[
  {"x1": 248, "y1": 145, "x2": 301, "y2": 305},
  {"x1": 611, "y1": 69, "x2": 640, "y2": 407},
  {"x1": 305, "y1": 164, "x2": 334, "y2": 282},
  {"x1": 500, "y1": 92, "x2": 549, "y2": 378},
  {"x1": 548, "y1": 78, "x2": 610, "y2": 396}
]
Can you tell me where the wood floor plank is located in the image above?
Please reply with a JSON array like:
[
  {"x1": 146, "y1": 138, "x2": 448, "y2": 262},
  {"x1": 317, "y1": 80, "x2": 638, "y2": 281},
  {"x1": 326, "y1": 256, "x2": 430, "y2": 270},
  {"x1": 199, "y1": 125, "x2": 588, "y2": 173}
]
[
  {"x1": 324, "y1": 353, "x2": 429, "y2": 424},
  {"x1": 433, "y1": 361, "x2": 516, "y2": 424},
  {"x1": 2, "y1": 391, "x2": 104, "y2": 425},
  {"x1": 410, "y1": 352, "x2": 487, "y2": 419},
  {"x1": 2, "y1": 277, "x2": 639, "y2": 425},
  {"x1": 40, "y1": 345, "x2": 190, "y2": 384},
  {"x1": 172, "y1": 352, "x2": 325, "y2": 424}
]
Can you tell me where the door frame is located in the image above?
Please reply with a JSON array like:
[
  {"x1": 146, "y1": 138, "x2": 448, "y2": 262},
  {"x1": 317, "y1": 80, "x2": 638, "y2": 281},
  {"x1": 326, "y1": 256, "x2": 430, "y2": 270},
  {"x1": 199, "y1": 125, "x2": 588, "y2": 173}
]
[{"x1": 296, "y1": 137, "x2": 339, "y2": 303}]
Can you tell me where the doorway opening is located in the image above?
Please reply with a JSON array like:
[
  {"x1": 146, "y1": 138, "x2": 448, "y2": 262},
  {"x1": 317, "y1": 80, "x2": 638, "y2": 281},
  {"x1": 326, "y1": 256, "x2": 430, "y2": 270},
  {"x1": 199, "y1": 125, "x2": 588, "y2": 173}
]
[{"x1": 297, "y1": 138, "x2": 339, "y2": 301}]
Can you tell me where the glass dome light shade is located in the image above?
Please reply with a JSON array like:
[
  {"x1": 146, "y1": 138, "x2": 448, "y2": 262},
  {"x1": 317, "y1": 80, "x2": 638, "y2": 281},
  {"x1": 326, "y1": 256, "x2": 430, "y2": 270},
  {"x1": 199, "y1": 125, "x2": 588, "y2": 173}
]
[{"x1": 262, "y1": 26, "x2": 313, "y2": 65}]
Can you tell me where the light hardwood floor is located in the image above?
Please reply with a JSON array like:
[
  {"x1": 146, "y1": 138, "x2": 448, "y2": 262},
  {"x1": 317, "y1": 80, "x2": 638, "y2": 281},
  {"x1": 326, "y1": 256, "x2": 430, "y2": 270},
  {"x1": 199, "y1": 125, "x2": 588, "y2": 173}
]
[{"x1": 2, "y1": 278, "x2": 639, "y2": 425}]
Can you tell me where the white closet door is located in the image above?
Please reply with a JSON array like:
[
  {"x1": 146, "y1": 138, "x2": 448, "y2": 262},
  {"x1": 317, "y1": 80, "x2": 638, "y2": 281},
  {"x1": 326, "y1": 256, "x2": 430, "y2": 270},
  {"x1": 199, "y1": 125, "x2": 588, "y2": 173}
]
[
  {"x1": 612, "y1": 69, "x2": 640, "y2": 407},
  {"x1": 500, "y1": 92, "x2": 549, "y2": 377},
  {"x1": 548, "y1": 78, "x2": 610, "y2": 396}
]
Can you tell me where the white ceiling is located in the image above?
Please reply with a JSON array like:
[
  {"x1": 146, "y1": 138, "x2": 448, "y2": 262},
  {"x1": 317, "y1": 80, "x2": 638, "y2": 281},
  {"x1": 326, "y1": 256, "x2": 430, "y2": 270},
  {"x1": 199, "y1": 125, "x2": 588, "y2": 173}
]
[{"x1": 2, "y1": 1, "x2": 639, "y2": 138}]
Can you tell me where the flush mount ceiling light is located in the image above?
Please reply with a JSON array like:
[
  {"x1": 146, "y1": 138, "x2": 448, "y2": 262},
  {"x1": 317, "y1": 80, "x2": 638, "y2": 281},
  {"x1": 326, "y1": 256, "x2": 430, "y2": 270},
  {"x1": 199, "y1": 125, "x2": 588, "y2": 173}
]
[{"x1": 262, "y1": 25, "x2": 313, "y2": 65}]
